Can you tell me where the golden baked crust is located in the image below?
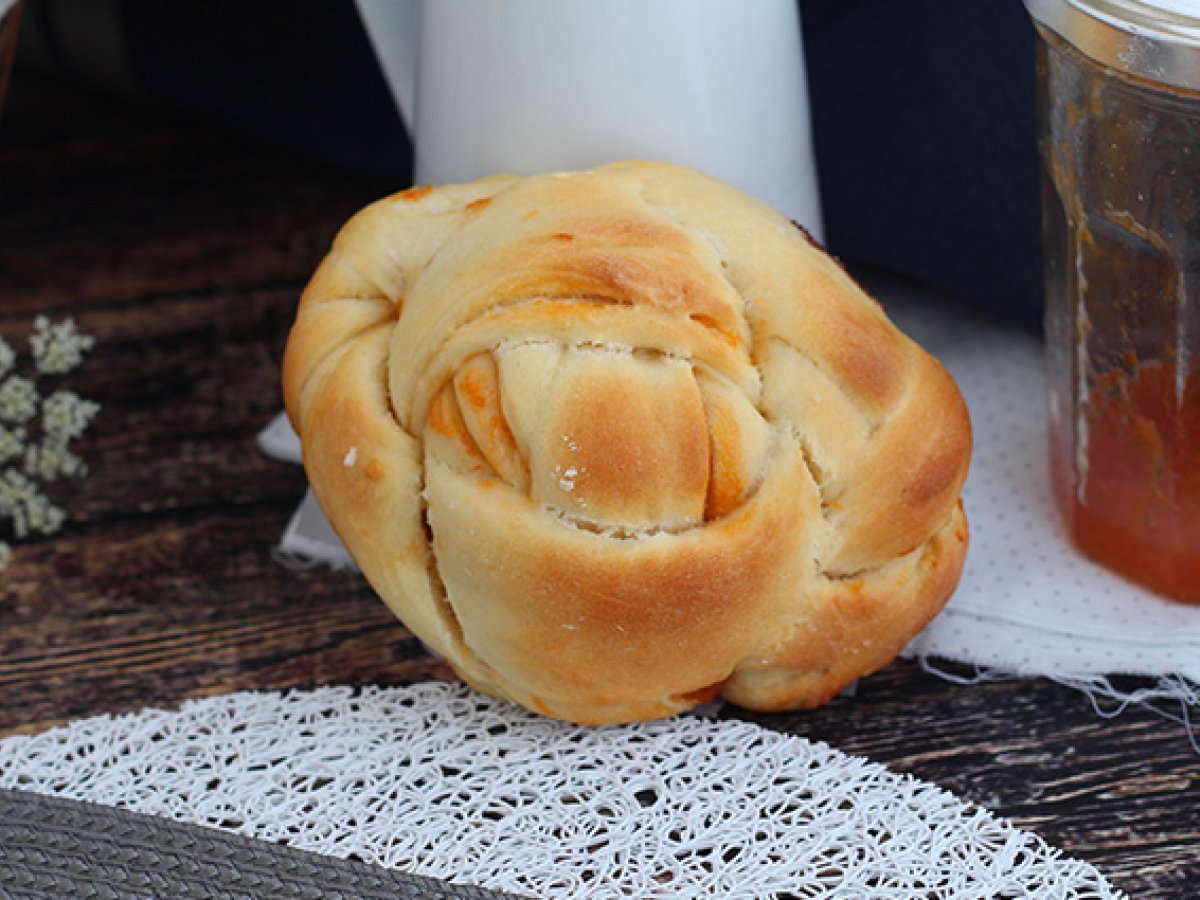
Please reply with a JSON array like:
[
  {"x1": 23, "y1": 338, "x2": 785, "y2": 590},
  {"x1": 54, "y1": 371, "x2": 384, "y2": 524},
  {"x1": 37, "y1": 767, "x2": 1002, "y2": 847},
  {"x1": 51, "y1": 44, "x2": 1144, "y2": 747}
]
[{"x1": 283, "y1": 162, "x2": 971, "y2": 724}]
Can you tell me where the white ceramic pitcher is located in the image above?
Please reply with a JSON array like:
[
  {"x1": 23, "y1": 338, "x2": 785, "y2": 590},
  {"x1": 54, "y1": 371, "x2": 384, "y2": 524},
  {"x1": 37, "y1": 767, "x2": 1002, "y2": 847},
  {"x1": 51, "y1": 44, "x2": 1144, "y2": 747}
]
[{"x1": 355, "y1": 0, "x2": 824, "y2": 239}]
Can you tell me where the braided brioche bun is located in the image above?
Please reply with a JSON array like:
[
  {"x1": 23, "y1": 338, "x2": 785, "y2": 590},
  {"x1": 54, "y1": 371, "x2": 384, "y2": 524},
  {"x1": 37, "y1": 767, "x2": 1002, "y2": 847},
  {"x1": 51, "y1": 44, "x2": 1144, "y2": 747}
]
[{"x1": 283, "y1": 161, "x2": 970, "y2": 724}]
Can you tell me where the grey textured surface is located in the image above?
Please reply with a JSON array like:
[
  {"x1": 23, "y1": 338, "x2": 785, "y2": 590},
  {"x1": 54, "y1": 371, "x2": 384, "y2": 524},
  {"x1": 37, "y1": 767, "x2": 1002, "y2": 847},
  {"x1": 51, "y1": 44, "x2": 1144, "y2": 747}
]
[{"x1": 0, "y1": 788, "x2": 523, "y2": 900}]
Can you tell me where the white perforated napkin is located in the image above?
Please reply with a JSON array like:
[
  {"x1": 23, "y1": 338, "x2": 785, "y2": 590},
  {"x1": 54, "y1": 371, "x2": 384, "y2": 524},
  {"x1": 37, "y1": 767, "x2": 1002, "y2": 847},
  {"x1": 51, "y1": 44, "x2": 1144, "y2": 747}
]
[
  {"x1": 878, "y1": 281, "x2": 1200, "y2": 704},
  {"x1": 0, "y1": 682, "x2": 1123, "y2": 897},
  {"x1": 259, "y1": 274, "x2": 1200, "y2": 703}
]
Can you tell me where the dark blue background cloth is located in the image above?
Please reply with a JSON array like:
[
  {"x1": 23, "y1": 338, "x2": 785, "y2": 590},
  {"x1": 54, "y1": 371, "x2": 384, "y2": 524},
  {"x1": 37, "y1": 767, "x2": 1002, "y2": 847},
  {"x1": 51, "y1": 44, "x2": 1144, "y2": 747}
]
[
  {"x1": 116, "y1": 0, "x2": 414, "y2": 185},
  {"x1": 801, "y1": 1, "x2": 1044, "y2": 329}
]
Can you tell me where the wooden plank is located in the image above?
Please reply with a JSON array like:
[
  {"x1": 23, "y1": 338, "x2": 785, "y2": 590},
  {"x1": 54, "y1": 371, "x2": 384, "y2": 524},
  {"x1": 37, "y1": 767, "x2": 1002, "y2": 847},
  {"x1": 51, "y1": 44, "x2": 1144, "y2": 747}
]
[{"x1": 0, "y1": 499, "x2": 453, "y2": 736}]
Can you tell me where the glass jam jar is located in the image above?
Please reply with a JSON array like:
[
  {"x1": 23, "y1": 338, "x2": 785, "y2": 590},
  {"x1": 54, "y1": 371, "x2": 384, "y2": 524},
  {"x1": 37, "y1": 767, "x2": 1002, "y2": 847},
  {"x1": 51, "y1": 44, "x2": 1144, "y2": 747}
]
[{"x1": 1027, "y1": 0, "x2": 1200, "y2": 603}]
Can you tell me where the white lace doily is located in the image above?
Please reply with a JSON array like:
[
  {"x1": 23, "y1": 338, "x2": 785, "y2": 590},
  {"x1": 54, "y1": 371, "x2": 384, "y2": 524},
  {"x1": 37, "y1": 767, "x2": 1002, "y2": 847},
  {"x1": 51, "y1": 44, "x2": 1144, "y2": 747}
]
[{"x1": 0, "y1": 682, "x2": 1120, "y2": 898}]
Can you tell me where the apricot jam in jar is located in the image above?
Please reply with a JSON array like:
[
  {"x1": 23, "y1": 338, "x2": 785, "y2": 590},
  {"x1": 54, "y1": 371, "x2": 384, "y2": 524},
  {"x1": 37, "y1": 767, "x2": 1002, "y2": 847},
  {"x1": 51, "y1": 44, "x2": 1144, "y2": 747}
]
[{"x1": 1027, "y1": 0, "x2": 1200, "y2": 602}]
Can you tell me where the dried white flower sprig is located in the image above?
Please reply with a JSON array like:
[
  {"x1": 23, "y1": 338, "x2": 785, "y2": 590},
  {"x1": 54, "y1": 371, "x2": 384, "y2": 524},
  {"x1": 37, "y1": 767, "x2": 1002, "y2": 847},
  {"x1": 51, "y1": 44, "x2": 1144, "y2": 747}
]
[
  {"x1": 30, "y1": 315, "x2": 97, "y2": 374},
  {"x1": 0, "y1": 317, "x2": 99, "y2": 572}
]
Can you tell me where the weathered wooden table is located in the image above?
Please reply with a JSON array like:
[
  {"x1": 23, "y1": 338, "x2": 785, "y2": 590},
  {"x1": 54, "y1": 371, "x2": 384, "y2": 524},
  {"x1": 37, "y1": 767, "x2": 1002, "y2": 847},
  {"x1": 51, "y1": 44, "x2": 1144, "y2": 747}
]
[{"x1": 1, "y1": 76, "x2": 1196, "y2": 897}]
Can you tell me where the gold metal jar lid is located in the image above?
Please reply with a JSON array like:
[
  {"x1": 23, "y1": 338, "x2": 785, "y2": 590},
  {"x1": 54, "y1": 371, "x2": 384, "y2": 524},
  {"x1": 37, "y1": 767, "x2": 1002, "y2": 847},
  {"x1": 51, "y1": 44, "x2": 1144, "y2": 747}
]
[{"x1": 1025, "y1": 0, "x2": 1200, "y2": 90}]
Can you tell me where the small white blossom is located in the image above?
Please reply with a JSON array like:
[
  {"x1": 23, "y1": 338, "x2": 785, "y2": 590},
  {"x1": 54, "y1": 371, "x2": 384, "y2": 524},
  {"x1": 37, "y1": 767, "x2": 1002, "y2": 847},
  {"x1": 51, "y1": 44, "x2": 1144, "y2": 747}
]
[
  {"x1": 0, "y1": 541, "x2": 10, "y2": 572},
  {"x1": 0, "y1": 468, "x2": 66, "y2": 538},
  {"x1": 0, "y1": 377, "x2": 39, "y2": 424},
  {"x1": 30, "y1": 316, "x2": 96, "y2": 375},
  {"x1": 41, "y1": 391, "x2": 101, "y2": 445},
  {"x1": 24, "y1": 441, "x2": 86, "y2": 481},
  {"x1": 0, "y1": 424, "x2": 24, "y2": 466},
  {"x1": 0, "y1": 338, "x2": 14, "y2": 379}
]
